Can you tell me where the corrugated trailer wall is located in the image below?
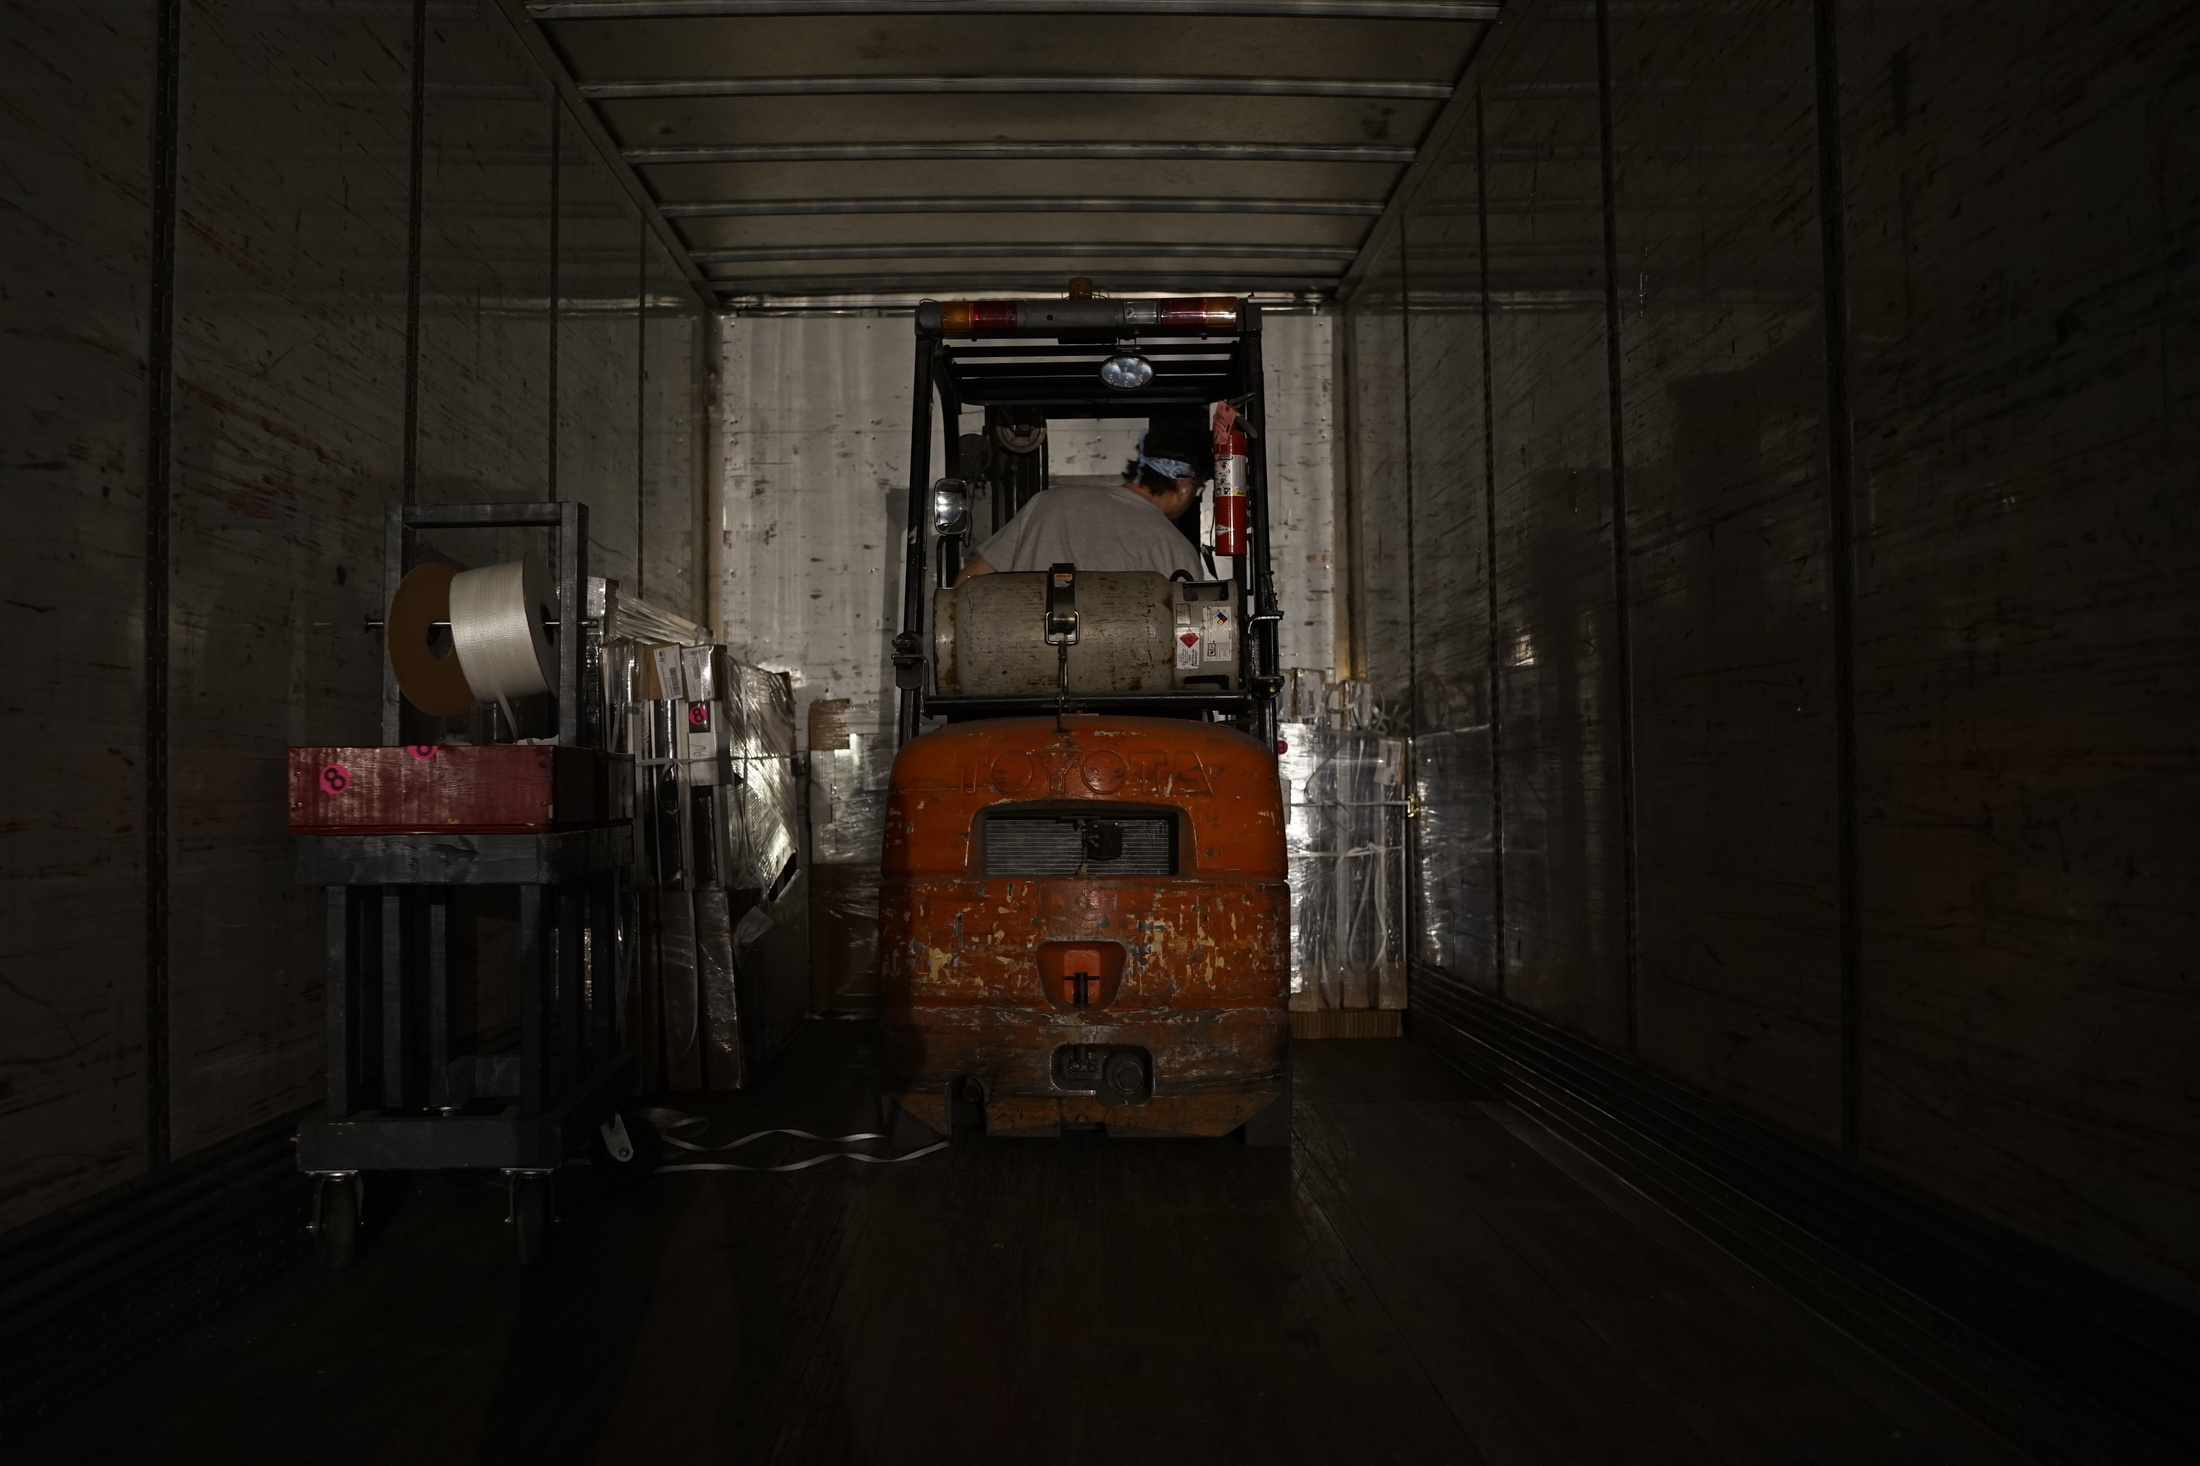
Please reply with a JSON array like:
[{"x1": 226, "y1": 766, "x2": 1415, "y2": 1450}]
[
  {"x1": 0, "y1": 0, "x2": 710, "y2": 1235},
  {"x1": 1, "y1": 1, "x2": 157, "y2": 1230},
  {"x1": 1343, "y1": 0, "x2": 2198, "y2": 1311}
]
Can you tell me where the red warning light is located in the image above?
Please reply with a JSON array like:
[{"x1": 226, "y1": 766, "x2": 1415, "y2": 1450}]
[
  {"x1": 1157, "y1": 297, "x2": 1240, "y2": 329},
  {"x1": 938, "y1": 300, "x2": 1019, "y2": 335}
]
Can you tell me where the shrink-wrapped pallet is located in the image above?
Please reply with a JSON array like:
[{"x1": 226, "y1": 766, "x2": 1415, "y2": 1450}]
[
  {"x1": 807, "y1": 862, "x2": 882, "y2": 1016},
  {"x1": 617, "y1": 638, "x2": 808, "y2": 1089},
  {"x1": 1279, "y1": 723, "x2": 1409, "y2": 1012},
  {"x1": 804, "y1": 700, "x2": 890, "y2": 1015}
]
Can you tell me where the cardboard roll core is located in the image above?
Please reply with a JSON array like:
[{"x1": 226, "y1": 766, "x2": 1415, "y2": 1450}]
[{"x1": 385, "y1": 562, "x2": 475, "y2": 717}]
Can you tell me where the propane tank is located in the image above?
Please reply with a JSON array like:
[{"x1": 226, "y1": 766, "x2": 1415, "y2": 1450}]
[{"x1": 1213, "y1": 410, "x2": 1248, "y2": 579}]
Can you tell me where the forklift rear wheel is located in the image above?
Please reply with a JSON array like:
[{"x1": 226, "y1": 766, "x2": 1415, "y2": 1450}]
[
  {"x1": 511, "y1": 1174, "x2": 552, "y2": 1264},
  {"x1": 315, "y1": 1175, "x2": 360, "y2": 1270},
  {"x1": 950, "y1": 1077, "x2": 988, "y2": 1138},
  {"x1": 1239, "y1": 1075, "x2": 1293, "y2": 1149},
  {"x1": 589, "y1": 1109, "x2": 663, "y2": 1184}
]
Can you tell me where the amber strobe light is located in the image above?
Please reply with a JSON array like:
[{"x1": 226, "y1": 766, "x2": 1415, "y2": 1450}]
[
  {"x1": 937, "y1": 300, "x2": 1019, "y2": 334},
  {"x1": 1155, "y1": 297, "x2": 1241, "y2": 329}
]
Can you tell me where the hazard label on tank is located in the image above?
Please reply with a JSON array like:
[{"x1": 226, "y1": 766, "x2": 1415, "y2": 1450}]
[
  {"x1": 1201, "y1": 605, "x2": 1236, "y2": 664},
  {"x1": 1176, "y1": 628, "x2": 1202, "y2": 669}
]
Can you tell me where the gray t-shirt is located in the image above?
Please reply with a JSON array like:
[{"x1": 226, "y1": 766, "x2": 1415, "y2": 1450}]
[{"x1": 971, "y1": 483, "x2": 1205, "y2": 579}]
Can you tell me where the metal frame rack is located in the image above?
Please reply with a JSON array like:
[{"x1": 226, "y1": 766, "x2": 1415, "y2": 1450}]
[
  {"x1": 296, "y1": 502, "x2": 637, "y2": 1266},
  {"x1": 377, "y1": 502, "x2": 592, "y2": 747},
  {"x1": 892, "y1": 297, "x2": 1283, "y2": 743}
]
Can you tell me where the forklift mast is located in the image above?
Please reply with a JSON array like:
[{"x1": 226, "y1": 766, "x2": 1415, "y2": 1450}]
[{"x1": 891, "y1": 295, "x2": 1283, "y2": 746}]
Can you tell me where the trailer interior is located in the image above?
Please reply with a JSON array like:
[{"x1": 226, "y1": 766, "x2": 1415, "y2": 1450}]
[{"x1": 2, "y1": 1, "x2": 2195, "y2": 1461}]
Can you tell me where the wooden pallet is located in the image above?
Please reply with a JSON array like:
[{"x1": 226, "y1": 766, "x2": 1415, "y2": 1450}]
[{"x1": 1290, "y1": 1008, "x2": 1404, "y2": 1040}]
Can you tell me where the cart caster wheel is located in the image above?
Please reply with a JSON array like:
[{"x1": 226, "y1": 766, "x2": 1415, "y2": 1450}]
[
  {"x1": 510, "y1": 1173, "x2": 552, "y2": 1265},
  {"x1": 590, "y1": 1110, "x2": 663, "y2": 1184},
  {"x1": 314, "y1": 1175, "x2": 361, "y2": 1270}
]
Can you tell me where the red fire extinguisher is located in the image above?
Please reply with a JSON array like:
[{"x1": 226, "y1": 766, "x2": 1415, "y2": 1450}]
[{"x1": 1212, "y1": 403, "x2": 1247, "y2": 559}]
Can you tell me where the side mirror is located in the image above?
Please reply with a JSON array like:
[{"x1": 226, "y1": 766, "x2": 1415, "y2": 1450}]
[{"x1": 932, "y1": 479, "x2": 971, "y2": 536}]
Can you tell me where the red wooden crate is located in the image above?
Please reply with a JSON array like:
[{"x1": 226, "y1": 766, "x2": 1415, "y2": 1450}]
[{"x1": 288, "y1": 745, "x2": 632, "y2": 834}]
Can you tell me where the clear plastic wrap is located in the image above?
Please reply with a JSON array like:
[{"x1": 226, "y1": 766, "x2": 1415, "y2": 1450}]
[
  {"x1": 1334, "y1": 677, "x2": 1378, "y2": 731},
  {"x1": 798, "y1": 698, "x2": 885, "y2": 1015},
  {"x1": 1409, "y1": 722, "x2": 1497, "y2": 978},
  {"x1": 1279, "y1": 723, "x2": 1410, "y2": 1011},
  {"x1": 1280, "y1": 667, "x2": 1332, "y2": 723},
  {"x1": 809, "y1": 726, "x2": 897, "y2": 865},
  {"x1": 694, "y1": 875, "x2": 811, "y2": 1090},
  {"x1": 600, "y1": 640, "x2": 639, "y2": 754},
  {"x1": 696, "y1": 889, "x2": 741, "y2": 1087},
  {"x1": 738, "y1": 867, "x2": 812, "y2": 1062},
  {"x1": 807, "y1": 862, "x2": 882, "y2": 1015},
  {"x1": 723, "y1": 664, "x2": 799, "y2": 892},
  {"x1": 649, "y1": 888, "x2": 703, "y2": 1091},
  {"x1": 606, "y1": 587, "x2": 707, "y2": 649},
  {"x1": 619, "y1": 648, "x2": 808, "y2": 1089}
]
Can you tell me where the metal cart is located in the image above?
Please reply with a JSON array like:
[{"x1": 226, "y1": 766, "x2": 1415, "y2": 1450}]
[{"x1": 294, "y1": 503, "x2": 652, "y2": 1266}]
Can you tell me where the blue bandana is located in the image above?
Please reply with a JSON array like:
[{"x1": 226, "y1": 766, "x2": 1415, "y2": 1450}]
[{"x1": 1135, "y1": 433, "x2": 1195, "y2": 483}]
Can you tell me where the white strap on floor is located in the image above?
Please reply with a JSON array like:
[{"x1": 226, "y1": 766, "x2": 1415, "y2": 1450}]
[
  {"x1": 658, "y1": 1143, "x2": 948, "y2": 1174},
  {"x1": 646, "y1": 1113, "x2": 947, "y2": 1173}
]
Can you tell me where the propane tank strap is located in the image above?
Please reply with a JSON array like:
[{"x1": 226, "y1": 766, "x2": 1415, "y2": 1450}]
[
  {"x1": 1042, "y1": 563, "x2": 1079, "y2": 645},
  {"x1": 1045, "y1": 562, "x2": 1079, "y2": 725}
]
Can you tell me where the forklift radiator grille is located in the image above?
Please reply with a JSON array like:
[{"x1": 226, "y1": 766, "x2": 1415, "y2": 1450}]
[{"x1": 983, "y1": 815, "x2": 1176, "y2": 877}]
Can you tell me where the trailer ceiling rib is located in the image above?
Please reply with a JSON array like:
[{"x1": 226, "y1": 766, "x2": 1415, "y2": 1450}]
[{"x1": 519, "y1": 0, "x2": 1497, "y2": 300}]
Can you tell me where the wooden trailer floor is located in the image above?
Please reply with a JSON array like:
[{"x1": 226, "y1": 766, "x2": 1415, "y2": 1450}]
[{"x1": 24, "y1": 1023, "x2": 2012, "y2": 1465}]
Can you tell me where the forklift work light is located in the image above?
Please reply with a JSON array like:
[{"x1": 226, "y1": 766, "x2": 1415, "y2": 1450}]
[{"x1": 1099, "y1": 352, "x2": 1155, "y2": 390}]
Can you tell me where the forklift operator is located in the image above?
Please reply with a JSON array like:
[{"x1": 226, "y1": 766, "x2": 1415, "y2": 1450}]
[{"x1": 953, "y1": 416, "x2": 1212, "y2": 585}]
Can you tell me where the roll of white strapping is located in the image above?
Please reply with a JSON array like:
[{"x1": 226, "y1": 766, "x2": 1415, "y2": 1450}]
[{"x1": 448, "y1": 560, "x2": 555, "y2": 722}]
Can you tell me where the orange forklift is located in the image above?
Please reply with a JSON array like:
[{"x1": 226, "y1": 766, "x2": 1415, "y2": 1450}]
[{"x1": 882, "y1": 295, "x2": 1290, "y2": 1144}]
